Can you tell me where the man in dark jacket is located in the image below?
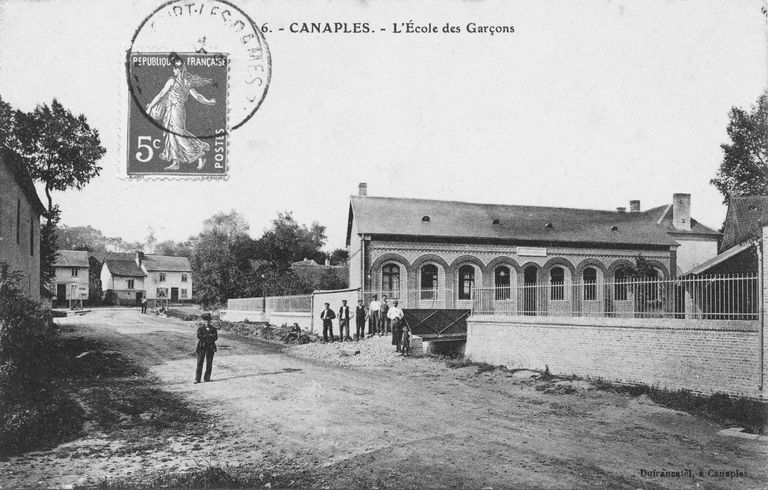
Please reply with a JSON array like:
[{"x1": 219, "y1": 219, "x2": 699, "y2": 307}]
[
  {"x1": 320, "y1": 302, "x2": 336, "y2": 342},
  {"x1": 354, "y1": 299, "x2": 367, "y2": 341},
  {"x1": 195, "y1": 312, "x2": 218, "y2": 383}
]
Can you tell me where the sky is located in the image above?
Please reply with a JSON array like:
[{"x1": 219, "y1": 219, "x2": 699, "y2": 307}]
[{"x1": 0, "y1": 0, "x2": 765, "y2": 250}]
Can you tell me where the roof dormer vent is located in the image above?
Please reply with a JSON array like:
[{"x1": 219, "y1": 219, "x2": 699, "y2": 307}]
[
  {"x1": 492, "y1": 219, "x2": 500, "y2": 225},
  {"x1": 421, "y1": 216, "x2": 430, "y2": 222},
  {"x1": 610, "y1": 225, "x2": 619, "y2": 232},
  {"x1": 544, "y1": 222, "x2": 553, "y2": 230}
]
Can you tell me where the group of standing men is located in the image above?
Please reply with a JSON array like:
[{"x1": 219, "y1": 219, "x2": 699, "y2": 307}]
[{"x1": 320, "y1": 295, "x2": 410, "y2": 353}]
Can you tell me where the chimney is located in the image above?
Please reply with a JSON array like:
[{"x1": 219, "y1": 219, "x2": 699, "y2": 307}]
[
  {"x1": 358, "y1": 182, "x2": 367, "y2": 196},
  {"x1": 629, "y1": 200, "x2": 640, "y2": 213},
  {"x1": 135, "y1": 251, "x2": 144, "y2": 266},
  {"x1": 616, "y1": 207, "x2": 626, "y2": 213},
  {"x1": 672, "y1": 193, "x2": 691, "y2": 231}
]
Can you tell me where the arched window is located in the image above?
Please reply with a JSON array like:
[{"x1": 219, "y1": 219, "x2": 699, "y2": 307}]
[
  {"x1": 583, "y1": 267, "x2": 597, "y2": 301},
  {"x1": 382, "y1": 264, "x2": 400, "y2": 296},
  {"x1": 458, "y1": 265, "x2": 474, "y2": 300},
  {"x1": 550, "y1": 267, "x2": 565, "y2": 301},
  {"x1": 420, "y1": 264, "x2": 438, "y2": 300},
  {"x1": 494, "y1": 266, "x2": 511, "y2": 300},
  {"x1": 523, "y1": 266, "x2": 538, "y2": 315},
  {"x1": 615, "y1": 268, "x2": 629, "y2": 301}
]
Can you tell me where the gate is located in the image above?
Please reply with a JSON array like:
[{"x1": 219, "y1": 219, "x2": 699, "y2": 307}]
[{"x1": 402, "y1": 309, "x2": 470, "y2": 340}]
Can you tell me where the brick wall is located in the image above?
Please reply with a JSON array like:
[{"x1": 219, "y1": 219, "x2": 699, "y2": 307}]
[{"x1": 466, "y1": 315, "x2": 764, "y2": 399}]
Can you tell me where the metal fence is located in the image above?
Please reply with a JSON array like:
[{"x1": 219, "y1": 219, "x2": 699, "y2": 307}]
[
  {"x1": 265, "y1": 294, "x2": 313, "y2": 313},
  {"x1": 361, "y1": 289, "x2": 454, "y2": 309},
  {"x1": 470, "y1": 274, "x2": 759, "y2": 321}
]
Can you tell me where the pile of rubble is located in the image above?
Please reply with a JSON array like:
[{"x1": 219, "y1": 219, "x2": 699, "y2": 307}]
[
  {"x1": 286, "y1": 334, "x2": 409, "y2": 367},
  {"x1": 215, "y1": 321, "x2": 320, "y2": 345}
]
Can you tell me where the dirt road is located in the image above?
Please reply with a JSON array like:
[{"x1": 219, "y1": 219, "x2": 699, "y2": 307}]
[{"x1": 1, "y1": 308, "x2": 766, "y2": 488}]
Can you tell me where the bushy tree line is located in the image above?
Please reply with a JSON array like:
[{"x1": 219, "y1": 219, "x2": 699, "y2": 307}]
[{"x1": 189, "y1": 210, "x2": 348, "y2": 307}]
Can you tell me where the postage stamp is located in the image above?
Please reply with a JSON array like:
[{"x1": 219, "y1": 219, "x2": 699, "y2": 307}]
[
  {"x1": 127, "y1": 52, "x2": 228, "y2": 176},
  {"x1": 125, "y1": 0, "x2": 271, "y2": 177}
]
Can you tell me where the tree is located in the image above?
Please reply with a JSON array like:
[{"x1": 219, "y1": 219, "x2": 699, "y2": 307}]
[
  {"x1": 11, "y1": 99, "x2": 106, "y2": 214},
  {"x1": 328, "y1": 248, "x2": 349, "y2": 265},
  {"x1": 255, "y1": 212, "x2": 327, "y2": 269},
  {"x1": 39, "y1": 206, "x2": 60, "y2": 291},
  {"x1": 191, "y1": 211, "x2": 255, "y2": 306},
  {"x1": 710, "y1": 90, "x2": 768, "y2": 203}
]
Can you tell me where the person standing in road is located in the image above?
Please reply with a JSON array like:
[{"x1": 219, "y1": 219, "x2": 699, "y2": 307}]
[
  {"x1": 140, "y1": 296, "x2": 148, "y2": 314},
  {"x1": 388, "y1": 300, "x2": 405, "y2": 352},
  {"x1": 355, "y1": 299, "x2": 367, "y2": 341},
  {"x1": 339, "y1": 299, "x2": 352, "y2": 341},
  {"x1": 368, "y1": 295, "x2": 380, "y2": 337},
  {"x1": 195, "y1": 312, "x2": 218, "y2": 383},
  {"x1": 379, "y1": 295, "x2": 390, "y2": 336},
  {"x1": 321, "y1": 302, "x2": 336, "y2": 342}
]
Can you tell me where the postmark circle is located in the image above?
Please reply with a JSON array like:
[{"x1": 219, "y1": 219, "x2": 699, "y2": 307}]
[{"x1": 126, "y1": 0, "x2": 271, "y2": 138}]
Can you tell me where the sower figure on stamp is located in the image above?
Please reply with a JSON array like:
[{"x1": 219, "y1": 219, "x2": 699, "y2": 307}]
[
  {"x1": 339, "y1": 300, "x2": 352, "y2": 341},
  {"x1": 195, "y1": 312, "x2": 218, "y2": 383},
  {"x1": 145, "y1": 52, "x2": 217, "y2": 171},
  {"x1": 379, "y1": 295, "x2": 390, "y2": 336},
  {"x1": 368, "y1": 295, "x2": 380, "y2": 337},
  {"x1": 355, "y1": 299, "x2": 367, "y2": 341},
  {"x1": 320, "y1": 302, "x2": 336, "y2": 342},
  {"x1": 388, "y1": 300, "x2": 405, "y2": 352}
]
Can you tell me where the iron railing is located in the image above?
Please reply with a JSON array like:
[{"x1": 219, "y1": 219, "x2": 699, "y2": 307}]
[
  {"x1": 470, "y1": 274, "x2": 759, "y2": 320},
  {"x1": 265, "y1": 294, "x2": 313, "y2": 313},
  {"x1": 360, "y1": 289, "x2": 454, "y2": 309}
]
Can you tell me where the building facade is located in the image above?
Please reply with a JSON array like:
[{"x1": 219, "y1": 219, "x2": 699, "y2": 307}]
[
  {"x1": 101, "y1": 251, "x2": 192, "y2": 305},
  {"x1": 346, "y1": 186, "x2": 719, "y2": 315},
  {"x1": 0, "y1": 147, "x2": 45, "y2": 300},
  {"x1": 52, "y1": 250, "x2": 90, "y2": 307}
]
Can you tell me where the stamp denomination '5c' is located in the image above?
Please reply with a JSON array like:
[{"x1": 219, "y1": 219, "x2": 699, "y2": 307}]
[{"x1": 127, "y1": 52, "x2": 228, "y2": 176}]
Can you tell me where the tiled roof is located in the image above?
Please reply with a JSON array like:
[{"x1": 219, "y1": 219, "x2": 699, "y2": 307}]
[
  {"x1": 103, "y1": 252, "x2": 191, "y2": 275},
  {"x1": 143, "y1": 255, "x2": 191, "y2": 272},
  {"x1": 652, "y1": 205, "x2": 721, "y2": 237},
  {"x1": 721, "y1": 196, "x2": 768, "y2": 252},
  {"x1": 1, "y1": 146, "x2": 46, "y2": 215},
  {"x1": 104, "y1": 258, "x2": 146, "y2": 277},
  {"x1": 54, "y1": 250, "x2": 89, "y2": 268},
  {"x1": 347, "y1": 196, "x2": 680, "y2": 247}
]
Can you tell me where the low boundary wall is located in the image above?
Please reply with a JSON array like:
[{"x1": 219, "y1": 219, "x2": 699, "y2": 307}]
[
  {"x1": 466, "y1": 315, "x2": 766, "y2": 399},
  {"x1": 269, "y1": 311, "x2": 312, "y2": 330}
]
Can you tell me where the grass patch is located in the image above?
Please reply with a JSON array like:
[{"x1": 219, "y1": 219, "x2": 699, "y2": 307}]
[
  {"x1": 92, "y1": 461, "x2": 312, "y2": 489},
  {"x1": 445, "y1": 356, "x2": 504, "y2": 374},
  {"x1": 592, "y1": 380, "x2": 768, "y2": 435}
]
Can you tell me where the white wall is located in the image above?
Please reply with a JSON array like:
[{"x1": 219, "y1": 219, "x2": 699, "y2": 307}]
[
  {"x1": 53, "y1": 266, "x2": 89, "y2": 299},
  {"x1": 675, "y1": 239, "x2": 719, "y2": 274},
  {"x1": 311, "y1": 287, "x2": 361, "y2": 333},
  {"x1": 144, "y1": 270, "x2": 191, "y2": 300}
]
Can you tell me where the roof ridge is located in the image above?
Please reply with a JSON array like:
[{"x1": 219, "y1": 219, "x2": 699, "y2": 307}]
[{"x1": 352, "y1": 195, "x2": 665, "y2": 215}]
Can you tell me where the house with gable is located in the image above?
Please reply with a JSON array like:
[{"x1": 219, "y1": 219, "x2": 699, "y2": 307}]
[
  {"x1": 0, "y1": 146, "x2": 46, "y2": 300},
  {"x1": 101, "y1": 251, "x2": 192, "y2": 306},
  {"x1": 52, "y1": 250, "x2": 90, "y2": 307}
]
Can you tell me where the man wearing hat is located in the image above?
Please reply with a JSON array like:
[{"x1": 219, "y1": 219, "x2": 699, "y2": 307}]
[{"x1": 195, "y1": 312, "x2": 218, "y2": 383}]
